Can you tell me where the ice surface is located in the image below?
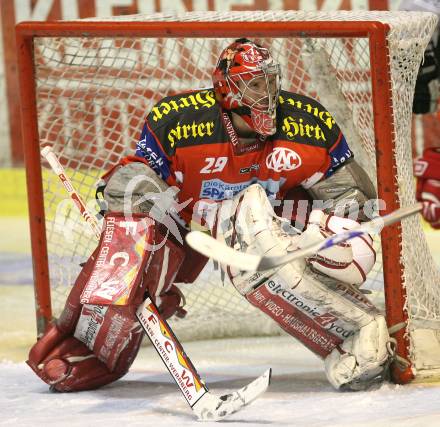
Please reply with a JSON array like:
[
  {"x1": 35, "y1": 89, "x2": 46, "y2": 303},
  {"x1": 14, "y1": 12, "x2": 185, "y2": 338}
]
[{"x1": 2, "y1": 337, "x2": 440, "y2": 427}]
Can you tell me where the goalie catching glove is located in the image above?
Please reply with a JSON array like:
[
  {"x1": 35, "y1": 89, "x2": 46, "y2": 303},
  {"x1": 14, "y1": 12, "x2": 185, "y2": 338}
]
[{"x1": 214, "y1": 184, "x2": 394, "y2": 390}]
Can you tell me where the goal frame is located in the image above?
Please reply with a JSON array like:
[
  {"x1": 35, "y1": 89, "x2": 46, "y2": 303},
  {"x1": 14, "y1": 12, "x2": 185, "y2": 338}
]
[{"x1": 15, "y1": 20, "x2": 409, "y2": 383}]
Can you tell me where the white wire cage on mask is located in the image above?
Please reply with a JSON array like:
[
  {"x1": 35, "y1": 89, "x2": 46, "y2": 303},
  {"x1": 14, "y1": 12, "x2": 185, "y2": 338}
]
[{"x1": 226, "y1": 63, "x2": 282, "y2": 117}]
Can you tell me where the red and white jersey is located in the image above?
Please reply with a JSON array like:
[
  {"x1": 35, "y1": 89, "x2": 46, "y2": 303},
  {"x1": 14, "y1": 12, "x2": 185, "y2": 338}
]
[{"x1": 135, "y1": 89, "x2": 353, "y2": 224}]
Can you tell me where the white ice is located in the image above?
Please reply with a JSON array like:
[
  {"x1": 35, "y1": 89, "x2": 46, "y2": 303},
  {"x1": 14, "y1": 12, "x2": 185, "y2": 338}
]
[{"x1": 2, "y1": 336, "x2": 440, "y2": 427}]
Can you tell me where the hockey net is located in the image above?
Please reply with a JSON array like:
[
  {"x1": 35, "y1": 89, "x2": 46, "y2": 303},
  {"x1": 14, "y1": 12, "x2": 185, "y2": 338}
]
[{"x1": 16, "y1": 11, "x2": 440, "y2": 383}]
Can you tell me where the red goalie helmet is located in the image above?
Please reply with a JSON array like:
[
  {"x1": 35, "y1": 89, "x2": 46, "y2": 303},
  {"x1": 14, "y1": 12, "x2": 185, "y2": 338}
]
[{"x1": 213, "y1": 38, "x2": 281, "y2": 136}]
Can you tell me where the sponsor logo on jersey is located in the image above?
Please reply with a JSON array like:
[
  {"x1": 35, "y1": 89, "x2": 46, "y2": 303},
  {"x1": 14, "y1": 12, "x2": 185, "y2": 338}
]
[
  {"x1": 151, "y1": 90, "x2": 216, "y2": 122},
  {"x1": 200, "y1": 178, "x2": 284, "y2": 201},
  {"x1": 327, "y1": 135, "x2": 353, "y2": 175},
  {"x1": 200, "y1": 179, "x2": 251, "y2": 200},
  {"x1": 222, "y1": 111, "x2": 239, "y2": 146},
  {"x1": 279, "y1": 94, "x2": 336, "y2": 130},
  {"x1": 240, "y1": 163, "x2": 260, "y2": 174},
  {"x1": 221, "y1": 111, "x2": 267, "y2": 154},
  {"x1": 167, "y1": 120, "x2": 215, "y2": 148},
  {"x1": 137, "y1": 142, "x2": 165, "y2": 169},
  {"x1": 331, "y1": 149, "x2": 352, "y2": 168},
  {"x1": 266, "y1": 147, "x2": 302, "y2": 172},
  {"x1": 281, "y1": 116, "x2": 327, "y2": 142}
]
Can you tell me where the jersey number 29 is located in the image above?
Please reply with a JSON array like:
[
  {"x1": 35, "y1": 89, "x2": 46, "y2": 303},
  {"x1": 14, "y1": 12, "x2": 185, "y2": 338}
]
[{"x1": 200, "y1": 157, "x2": 228, "y2": 174}]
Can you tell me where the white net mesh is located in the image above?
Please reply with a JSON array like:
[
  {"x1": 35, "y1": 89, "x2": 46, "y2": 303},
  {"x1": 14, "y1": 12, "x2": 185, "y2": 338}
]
[{"x1": 30, "y1": 11, "x2": 440, "y2": 372}]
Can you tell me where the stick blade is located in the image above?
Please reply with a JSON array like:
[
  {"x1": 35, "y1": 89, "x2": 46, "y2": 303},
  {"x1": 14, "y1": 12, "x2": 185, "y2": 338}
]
[
  {"x1": 185, "y1": 230, "x2": 260, "y2": 271},
  {"x1": 192, "y1": 368, "x2": 271, "y2": 421}
]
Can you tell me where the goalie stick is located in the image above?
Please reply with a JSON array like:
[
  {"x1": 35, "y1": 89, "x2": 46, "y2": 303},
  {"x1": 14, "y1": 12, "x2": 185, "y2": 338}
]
[
  {"x1": 41, "y1": 145, "x2": 271, "y2": 421},
  {"x1": 185, "y1": 203, "x2": 423, "y2": 272},
  {"x1": 136, "y1": 298, "x2": 271, "y2": 421},
  {"x1": 41, "y1": 145, "x2": 102, "y2": 239}
]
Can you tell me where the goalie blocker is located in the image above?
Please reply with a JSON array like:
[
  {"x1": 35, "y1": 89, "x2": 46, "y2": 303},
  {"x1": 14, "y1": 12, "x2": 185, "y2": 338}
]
[
  {"x1": 27, "y1": 213, "x2": 194, "y2": 391},
  {"x1": 214, "y1": 184, "x2": 396, "y2": 390}
]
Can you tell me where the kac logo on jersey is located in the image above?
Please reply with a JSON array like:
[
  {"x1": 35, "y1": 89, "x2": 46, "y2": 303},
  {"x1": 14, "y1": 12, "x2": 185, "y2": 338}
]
[{"x1": 266, "y1": 147, "x2": 302, "y2": 172}]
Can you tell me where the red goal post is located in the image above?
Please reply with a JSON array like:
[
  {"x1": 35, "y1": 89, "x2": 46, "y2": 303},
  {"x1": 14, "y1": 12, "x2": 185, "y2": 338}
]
[{"x1": 15, "y1": 11, "x2": 439, "y2": 385}]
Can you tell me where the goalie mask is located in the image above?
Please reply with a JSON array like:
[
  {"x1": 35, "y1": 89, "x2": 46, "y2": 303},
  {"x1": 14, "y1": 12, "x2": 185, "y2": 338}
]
[{"x1": 213, "y1": 38, "x2": 281, "y2": 136}]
